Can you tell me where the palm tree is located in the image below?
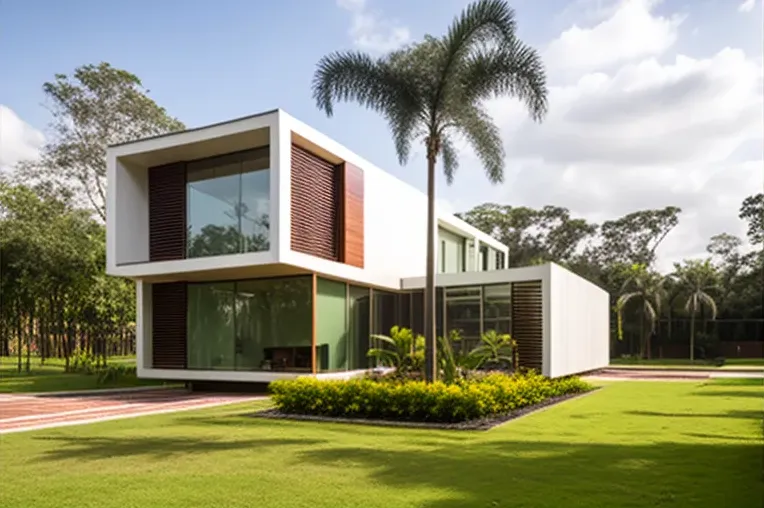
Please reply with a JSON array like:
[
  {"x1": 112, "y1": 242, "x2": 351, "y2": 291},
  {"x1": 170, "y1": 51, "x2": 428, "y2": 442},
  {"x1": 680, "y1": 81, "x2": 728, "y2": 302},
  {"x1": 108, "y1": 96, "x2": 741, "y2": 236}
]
[
  {"x1": 312, "y1": 0, "x2": 548, "y2": 381},
  {"x1": 616, "y1": 264, "x2": 666, "y2": 358},
  {"x1": 672, "y1": 260, "x2": 719, "y2": 361}
]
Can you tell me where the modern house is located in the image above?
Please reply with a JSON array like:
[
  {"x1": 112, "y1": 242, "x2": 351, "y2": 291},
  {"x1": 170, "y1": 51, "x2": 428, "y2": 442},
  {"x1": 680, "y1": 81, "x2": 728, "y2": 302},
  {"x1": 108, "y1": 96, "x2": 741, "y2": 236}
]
[{"x1": 106, "y1": 109, "x2": 609, "y2": 384}]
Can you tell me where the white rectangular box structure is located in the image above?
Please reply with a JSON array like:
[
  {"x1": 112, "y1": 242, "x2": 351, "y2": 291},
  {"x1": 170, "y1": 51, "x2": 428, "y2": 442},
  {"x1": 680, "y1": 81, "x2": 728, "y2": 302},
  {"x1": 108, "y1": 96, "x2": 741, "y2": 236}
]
[{"x1": 106, "y1": 109, "x2": 609, "y2": 383}]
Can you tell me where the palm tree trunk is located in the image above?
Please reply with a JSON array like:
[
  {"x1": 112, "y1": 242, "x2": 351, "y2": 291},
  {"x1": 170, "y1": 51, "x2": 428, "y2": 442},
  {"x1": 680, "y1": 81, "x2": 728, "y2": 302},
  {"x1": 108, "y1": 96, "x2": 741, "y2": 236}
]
[
  {"x1": 689, "y1": 309, "x2": 696, "y2": 362},
  {"x1": 424, "y1": 153, "x2": 438, "y2": 382}
]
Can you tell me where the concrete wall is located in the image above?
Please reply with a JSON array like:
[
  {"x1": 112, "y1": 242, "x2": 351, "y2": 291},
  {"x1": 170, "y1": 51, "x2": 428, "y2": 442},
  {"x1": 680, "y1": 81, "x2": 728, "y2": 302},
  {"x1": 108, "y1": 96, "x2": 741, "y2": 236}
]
[
  {"x1": 547, "y1": 263, "x2": 610, "y2": 377},
  {"x1": 106, "y1": 109, "x2": 506, "y2": 289}
]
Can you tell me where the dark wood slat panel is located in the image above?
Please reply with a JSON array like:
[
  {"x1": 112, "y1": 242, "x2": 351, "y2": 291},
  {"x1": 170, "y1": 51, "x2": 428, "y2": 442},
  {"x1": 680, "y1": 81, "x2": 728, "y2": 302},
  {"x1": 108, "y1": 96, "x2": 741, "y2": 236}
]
[
  {"x1": 290, "y1": 145, "x2": 340, "y2": 261},
  {"x1": 340, "y1": 162, "x2": 364, "y2": 268},
  {"x1": 512, "y1": 281, "x2": 543, "y2": 373},
  {"x1": 149, "y1": 162, "x2": 186, "y2": 262},
  {"x1": 152, "y1": 282, "x2": 187, "y2": 369}
]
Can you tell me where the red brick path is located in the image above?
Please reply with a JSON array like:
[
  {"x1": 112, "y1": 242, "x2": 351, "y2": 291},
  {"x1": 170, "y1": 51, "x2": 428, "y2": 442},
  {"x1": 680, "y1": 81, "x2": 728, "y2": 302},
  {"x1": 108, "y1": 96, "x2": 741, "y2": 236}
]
[{"x1": 0, "y1": 389, "x2": 260, "y2": 434}]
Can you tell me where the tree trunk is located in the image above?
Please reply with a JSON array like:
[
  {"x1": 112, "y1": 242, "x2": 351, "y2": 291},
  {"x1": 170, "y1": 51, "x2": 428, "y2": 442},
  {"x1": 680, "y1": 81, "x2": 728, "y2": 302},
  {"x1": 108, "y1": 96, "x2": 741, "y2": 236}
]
[
  {"x1": 16, "y1": 300, "x2": 22, "y2": 373},
  {"x1": 689, "y1": 309, "x2": 696, "y2": 362},
  {"x1": 423, "y1": 152, "x2": 438, "y2": 382},
  {"x1": 26, "y1": 304, "x2": 34, "y2": 373}
]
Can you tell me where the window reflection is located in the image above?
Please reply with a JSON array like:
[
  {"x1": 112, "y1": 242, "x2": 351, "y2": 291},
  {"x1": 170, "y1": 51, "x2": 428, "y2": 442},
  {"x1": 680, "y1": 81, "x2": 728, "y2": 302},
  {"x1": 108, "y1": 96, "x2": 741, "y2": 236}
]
[
  {"x1": 483, "y1": 284, "x2": 512, "y2": 335},
  {"x1": 186, "y1": 147, "x2": 270, "y2": 258},
  {"x1": 444, "y1": 286, "x2": 482, "y2": 350},
  {"x1": 186, "y1": 276, "x2": 312, "y2": 372}
]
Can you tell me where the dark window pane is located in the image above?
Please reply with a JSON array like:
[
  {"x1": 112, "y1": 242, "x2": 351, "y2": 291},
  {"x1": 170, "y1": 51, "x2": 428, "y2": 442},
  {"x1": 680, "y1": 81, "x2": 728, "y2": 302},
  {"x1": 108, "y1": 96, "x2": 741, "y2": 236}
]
[{"x1": 348, "y1": 285, "x2": 370, "y2": 370}]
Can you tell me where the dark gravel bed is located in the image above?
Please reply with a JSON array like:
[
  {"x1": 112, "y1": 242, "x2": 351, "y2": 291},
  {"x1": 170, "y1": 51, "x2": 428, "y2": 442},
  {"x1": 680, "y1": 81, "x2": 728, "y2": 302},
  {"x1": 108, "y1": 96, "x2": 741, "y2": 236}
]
[{"x1": 249, "y1": 388, "x2": 599, "y2": 431}]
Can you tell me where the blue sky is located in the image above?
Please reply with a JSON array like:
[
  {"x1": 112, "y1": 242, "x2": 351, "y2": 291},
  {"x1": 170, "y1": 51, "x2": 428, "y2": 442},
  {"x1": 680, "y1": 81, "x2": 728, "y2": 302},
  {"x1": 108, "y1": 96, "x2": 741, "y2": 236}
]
[{"x1": 1, "y1": 0, "x2": 762, "y2": 268}]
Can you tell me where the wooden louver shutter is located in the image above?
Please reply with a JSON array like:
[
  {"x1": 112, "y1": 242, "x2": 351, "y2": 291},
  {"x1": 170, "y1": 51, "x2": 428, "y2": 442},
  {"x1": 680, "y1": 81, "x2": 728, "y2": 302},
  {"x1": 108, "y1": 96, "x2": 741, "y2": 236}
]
[{"x1": 511, "y1": 281, "x2": 543, "y2": 373}]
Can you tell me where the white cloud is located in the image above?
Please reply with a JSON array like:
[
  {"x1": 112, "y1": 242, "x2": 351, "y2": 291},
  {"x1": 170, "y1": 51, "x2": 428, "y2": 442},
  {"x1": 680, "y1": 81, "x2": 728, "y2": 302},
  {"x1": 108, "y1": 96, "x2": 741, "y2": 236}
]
[
  {"x1": 738, "y1": 0, "x2": 756, "y2": 13},
  {"x1": 457, "y1": 3, "x2": 764, "y2": 272},
  {"x1": 544, "y1": 0, "x2": 684, "y2": 74},
  {"x1": 336, "y1": 0, "x2": 410, "y2": 53},
  {"x1": 0, "y1": 105, "x2": 44, "y2": 172}
]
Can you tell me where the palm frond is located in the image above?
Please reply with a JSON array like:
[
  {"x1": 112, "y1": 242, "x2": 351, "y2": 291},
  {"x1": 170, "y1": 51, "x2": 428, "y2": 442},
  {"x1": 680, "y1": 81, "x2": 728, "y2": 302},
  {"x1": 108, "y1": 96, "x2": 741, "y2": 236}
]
[
  {"x1": 440, "y1": 135, "x2": 459, "y2": 184},
  {"x1": 435, "y1": 0, "x2": 519, "y2": 113},
  {"x1": 312, "y1": 51, "x2": 423, "y2": 164},
  {"x1": 699, "y1": 291, "x2": 718, "y2": 320},
  {"x1": 450, "y1": 104, "x2": 504, "y2": 183},
  {"x1": 369, "y1": 334, "x2": 397, "y2": 347},
  {"x1": 616, "y1": 292, "x2": 640, "y2": 310},
  {"x1": 643, "y1": 300, "x2": 657, "y2": 327},
  {"x1": 461, "y1": 42, "x2": 548, "y2": 121}
]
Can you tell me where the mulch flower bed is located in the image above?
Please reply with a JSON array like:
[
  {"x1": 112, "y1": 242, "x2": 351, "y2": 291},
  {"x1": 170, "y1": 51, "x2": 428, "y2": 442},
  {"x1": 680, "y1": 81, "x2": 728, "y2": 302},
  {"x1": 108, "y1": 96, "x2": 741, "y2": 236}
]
[{"x1": 250, "y1": 387, "x2": 600, "y2": 431}]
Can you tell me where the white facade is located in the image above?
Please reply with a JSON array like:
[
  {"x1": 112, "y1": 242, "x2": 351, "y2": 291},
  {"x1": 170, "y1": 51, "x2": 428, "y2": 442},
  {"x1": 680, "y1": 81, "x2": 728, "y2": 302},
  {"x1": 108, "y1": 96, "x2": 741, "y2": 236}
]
[
  {"x1": 106, "y1": 109, "x2": 506, "y2": 288},
  {"x1": 402, "y1": 263, "x2": 610, "y2": 377},
  {"x1": 106, "y1": 109, "x2": 607, "y2": 383}
]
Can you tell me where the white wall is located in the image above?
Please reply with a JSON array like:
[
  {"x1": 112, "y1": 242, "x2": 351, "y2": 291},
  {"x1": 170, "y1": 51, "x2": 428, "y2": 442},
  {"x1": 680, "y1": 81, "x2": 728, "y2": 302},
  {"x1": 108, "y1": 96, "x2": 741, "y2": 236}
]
[
  {"x1": 281, "y1": 112, "x2": 507, "y2": 290},
  {"x1": 547, "y1": 263, "x2": 610, "y2": 377},
  {"x1": 108, "y1": 159, "x2": 149, "y2": 269}
]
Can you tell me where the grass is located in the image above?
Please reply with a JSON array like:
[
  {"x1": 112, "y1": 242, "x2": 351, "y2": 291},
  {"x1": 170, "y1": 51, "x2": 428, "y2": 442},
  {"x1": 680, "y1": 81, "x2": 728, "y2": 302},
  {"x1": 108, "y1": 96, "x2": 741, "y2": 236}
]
[
  {"x1": 0, "y1": 355, "x2": 171, "y2": 393},
  {"x1": 1, "y1": 380, "x2": 762, "y2": 508},
  {"x1": 610, "y1": 357, "x2": 764, "y2": 370}
]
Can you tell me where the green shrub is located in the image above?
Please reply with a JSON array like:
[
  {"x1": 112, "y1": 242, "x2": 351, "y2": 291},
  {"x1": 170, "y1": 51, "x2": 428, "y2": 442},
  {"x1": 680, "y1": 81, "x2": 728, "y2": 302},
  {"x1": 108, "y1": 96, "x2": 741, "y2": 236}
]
[
  {"x1": 269, "y1": 373, "x2": 593, "y2": 423},
  {"x1": 96, "y1": 364, "x2": 137, "y2": 384},
  {"x1": 71, "y1": 350, "x2": 96, "y2": 374}
]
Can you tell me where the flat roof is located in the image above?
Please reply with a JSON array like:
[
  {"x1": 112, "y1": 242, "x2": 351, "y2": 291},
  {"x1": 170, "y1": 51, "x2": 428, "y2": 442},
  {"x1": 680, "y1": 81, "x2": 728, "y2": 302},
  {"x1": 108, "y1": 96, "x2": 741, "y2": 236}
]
[{"x1": 108, "y1": 108, "x2": 280, "y2": 149}]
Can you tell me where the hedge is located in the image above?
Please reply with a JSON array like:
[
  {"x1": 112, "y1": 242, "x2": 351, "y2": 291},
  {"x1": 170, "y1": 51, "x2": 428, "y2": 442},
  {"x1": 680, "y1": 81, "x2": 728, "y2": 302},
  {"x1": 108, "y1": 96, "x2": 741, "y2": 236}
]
[{"x1": 269, "y1": 373, "x2": 592, "y2": 423}]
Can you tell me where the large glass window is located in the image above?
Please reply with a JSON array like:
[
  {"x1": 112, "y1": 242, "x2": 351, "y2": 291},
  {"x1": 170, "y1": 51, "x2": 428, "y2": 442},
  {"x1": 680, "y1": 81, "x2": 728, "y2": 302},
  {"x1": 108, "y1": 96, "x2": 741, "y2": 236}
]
[
  {"x1": 187, "y1": 282, "x2": 235, "y2": 370},
  {"x1": 186, "y1": 146, "x2": 270, "y2": 258},
  {"x1": 483, "y1": 284, "x2": 511, "y2": 335},
  {"x1": 444, "y1": 286, "x2": 482, "y2": 350},
  {"x1": 186, "y1": 276, "x2": 312, "y2": 372},
  {"x1": 316, "y1": 278, "x2": 348, "y2": 371},
  {"x1": 348, "y1": 285, "x2": 371, "y2": 370}
]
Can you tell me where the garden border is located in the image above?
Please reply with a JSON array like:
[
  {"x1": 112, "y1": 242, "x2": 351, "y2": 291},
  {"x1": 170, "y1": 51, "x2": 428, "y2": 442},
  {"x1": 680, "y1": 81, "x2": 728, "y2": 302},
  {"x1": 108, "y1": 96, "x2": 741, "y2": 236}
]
[{"x1": 250, "y1": 387, "x2": 602, "y2": 431}]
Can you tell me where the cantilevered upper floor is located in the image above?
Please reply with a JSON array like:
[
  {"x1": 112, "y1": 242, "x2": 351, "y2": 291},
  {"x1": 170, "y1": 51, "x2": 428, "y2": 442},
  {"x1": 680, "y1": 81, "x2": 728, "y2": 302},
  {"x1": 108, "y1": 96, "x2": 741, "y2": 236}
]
[{"x1": 105, "y1": 109, "x2": 508, "y2": 290}]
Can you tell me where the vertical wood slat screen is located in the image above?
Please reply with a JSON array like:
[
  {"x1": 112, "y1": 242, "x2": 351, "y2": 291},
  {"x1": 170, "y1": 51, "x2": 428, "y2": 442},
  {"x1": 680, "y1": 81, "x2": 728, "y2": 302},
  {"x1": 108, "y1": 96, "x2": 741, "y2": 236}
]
[
  {"x1": 151, "y1": 282, "x2": 187, "y2": 369},
  {"x1": 290, "y1": 145, "x2": 340, "y2": 261},
  {"x1": 511, "y1": 281, "x2": 543, "y2": 373},
  {"x1": 340, "y1": 162, "x2": 365, "y2": 268},
  {"x1": 148, "y1": 162, "x2": 187, "y2": 262}
]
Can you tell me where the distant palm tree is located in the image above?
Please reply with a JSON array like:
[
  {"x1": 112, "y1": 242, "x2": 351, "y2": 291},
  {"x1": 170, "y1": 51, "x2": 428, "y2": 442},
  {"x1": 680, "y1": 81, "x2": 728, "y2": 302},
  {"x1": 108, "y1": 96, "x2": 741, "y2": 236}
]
[
  {"x1": 312, "y1": 0, "x2": 548, "y2": 381},
  {"x1": 616, "y1": 264, "x2": 666, "y2": 358},
  {"x1": 673, "y1": 260, "x2": 719, "y2": 361}
]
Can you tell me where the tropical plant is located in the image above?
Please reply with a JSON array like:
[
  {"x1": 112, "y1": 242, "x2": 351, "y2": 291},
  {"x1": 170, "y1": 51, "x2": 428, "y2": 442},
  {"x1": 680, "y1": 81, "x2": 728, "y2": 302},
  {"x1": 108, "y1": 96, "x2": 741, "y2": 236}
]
[
  {"x1": 436, "y1": 329, "x2": 481, "y2": 383},
  {"x1": 672, "y1": 260, "x2": 719, "y2": 361},
  {"x1": 616, "y1": 263, "x2": 667, "y2": 358},
  {"x1": 367, "y1": 326, "x2": 425, "y2": 377},
  {"x1": 469, "y1": 329, "x2": 515, "y2": 370},
  {"x1": 312, "y1": 0, "x2": 548, "y2": 380}
]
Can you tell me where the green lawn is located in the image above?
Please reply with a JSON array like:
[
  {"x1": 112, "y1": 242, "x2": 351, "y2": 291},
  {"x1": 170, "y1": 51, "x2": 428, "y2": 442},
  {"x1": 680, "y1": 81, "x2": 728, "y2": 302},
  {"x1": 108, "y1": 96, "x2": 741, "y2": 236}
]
[
  {"x1": 2, "y1": 380, "x2": 762, "y2": 508},
  {"x1": 0, "y1": 356, "x2": 171, "y2": 393},
  {"x1": 610, "y1": 357, "x2": 764, "y2": 370}
]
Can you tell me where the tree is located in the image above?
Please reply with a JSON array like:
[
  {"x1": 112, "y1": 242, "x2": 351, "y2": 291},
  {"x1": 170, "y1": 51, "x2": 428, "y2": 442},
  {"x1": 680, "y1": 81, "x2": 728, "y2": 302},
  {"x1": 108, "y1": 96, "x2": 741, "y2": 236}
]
[
  {"x1": 312, "y1": 0, "x2": 548, "y2": 380},
  {"x1": 18, "y1": 62, "x2": 185, "y2": 220},
  {"x1": 457, "y1": 203, "x2": 597, "y2": 266},
  {"x1": 616, "y1": 264, "x2": 666, "y2": 358},
  {"x1": 595, "y1": 207, "x2": 682, "y2": 267},
  {"x1": 672, "y1": 260, "x2": 719, "y2": 361},
  {"x1": 739, "y1": 193, "x2": 763, "y2": 245}
]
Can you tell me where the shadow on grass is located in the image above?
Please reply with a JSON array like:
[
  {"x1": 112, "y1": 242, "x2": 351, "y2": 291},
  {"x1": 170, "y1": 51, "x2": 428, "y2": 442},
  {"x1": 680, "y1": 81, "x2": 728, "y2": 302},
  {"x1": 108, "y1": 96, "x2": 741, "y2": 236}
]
[
  {"x1": 34, "y1": 435, "x2": 323, "y2": 462},
  {"x1": 684, "y1": 432, "x2": 763, "y2": 441},
  {"x1": 296, "y1": 439, "x2": 763, "y2": 508},
  {"x1": 692, "y1": 390, "x2": 764, "y2": 399},
  {"x1": 177, "y1": 414, "x2": 475, "y2": 444},
  {"x1": 627, "y1": 409, "x2": 763, "y2": 420}
]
